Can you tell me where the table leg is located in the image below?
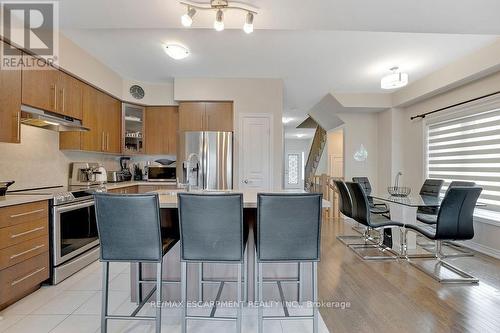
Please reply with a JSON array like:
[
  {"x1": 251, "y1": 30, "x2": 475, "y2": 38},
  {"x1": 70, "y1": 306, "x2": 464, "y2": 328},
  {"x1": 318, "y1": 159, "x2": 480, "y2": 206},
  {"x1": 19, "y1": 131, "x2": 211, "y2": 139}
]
[{"x1": 389, "y1": 203, "x2": 417, "y2": 253}]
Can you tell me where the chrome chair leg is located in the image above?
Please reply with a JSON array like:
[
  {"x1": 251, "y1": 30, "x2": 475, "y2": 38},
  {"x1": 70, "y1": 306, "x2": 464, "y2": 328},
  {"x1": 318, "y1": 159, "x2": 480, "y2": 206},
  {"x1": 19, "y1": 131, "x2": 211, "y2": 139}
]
[
  {"x1": 136, "y1": 262, "x2": 142, "y2": 304},
  {"x1": 155, "y1": 262, "x2": 162, "y2": 333},
  {"x1": 237, "y1": 263, "x2": 243, "y2": 333},
  {"x1": 198, "y1": 263, "x2": 203, "y2": 302},
  {"x1": 101, "y1": 262, "x2": 109, "y2": 333},
  {"x1": 258, "y1": 262, "x2": 263, "y2": 333},
  {"x1": 312, "y1": 262, "x2": 318, "y2": 333},
  {"x1": 181, "y1": 262, "x2": 187, "y2": 333},
  {"x1": 348, "y1": 227, "x2": 400, "y2": 260},
  {"x1": 297, "y1": 262, "x2": 302, "y2": 302}
]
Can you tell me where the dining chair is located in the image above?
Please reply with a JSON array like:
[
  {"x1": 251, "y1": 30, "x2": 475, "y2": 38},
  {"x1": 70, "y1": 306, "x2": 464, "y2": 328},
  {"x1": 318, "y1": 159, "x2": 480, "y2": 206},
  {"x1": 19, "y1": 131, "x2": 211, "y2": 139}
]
[
  {"x1": 352, "y1": 177, "x2": 389, "y2": 214},
  {"x1": 403, "y1": 187, "x2": 482, "y2": 283},
  {"x1": 346, "y1": 182, "x2": 404, "y2": 260},
  {"x1": 94, "y1": 193, "x2": 179, "y2": 333},
  {"x1": 334, "y1": 180, "x2": 377, "y2": 246}
]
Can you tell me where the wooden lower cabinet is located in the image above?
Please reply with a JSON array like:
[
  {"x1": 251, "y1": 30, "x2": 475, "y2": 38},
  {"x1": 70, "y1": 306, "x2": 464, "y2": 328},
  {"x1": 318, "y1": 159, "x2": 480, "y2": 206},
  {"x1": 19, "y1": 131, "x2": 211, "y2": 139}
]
[
  {"x1": 107, "y1": 186, "x2": 139, "y2": 194},
  {"x1": 0, "y1": 201, "x2": 49, "y2": 310}
]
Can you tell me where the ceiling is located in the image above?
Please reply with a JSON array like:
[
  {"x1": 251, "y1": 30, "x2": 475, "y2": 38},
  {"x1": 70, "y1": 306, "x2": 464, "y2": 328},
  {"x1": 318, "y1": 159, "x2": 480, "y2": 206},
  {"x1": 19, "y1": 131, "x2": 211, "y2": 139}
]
[{"x1": 57, "y1": 0, "x2": 500, "y2": 136}]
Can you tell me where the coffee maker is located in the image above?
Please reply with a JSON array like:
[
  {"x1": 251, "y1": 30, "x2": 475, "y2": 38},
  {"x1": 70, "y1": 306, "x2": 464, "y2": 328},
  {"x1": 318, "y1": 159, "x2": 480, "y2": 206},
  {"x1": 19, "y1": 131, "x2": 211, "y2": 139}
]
[
  {"x1": 69, "y1": 162, "x2": 103, "y2": 186},
  {"x1": 119, "y1": 157, "x2": 133, "y2": 181}
]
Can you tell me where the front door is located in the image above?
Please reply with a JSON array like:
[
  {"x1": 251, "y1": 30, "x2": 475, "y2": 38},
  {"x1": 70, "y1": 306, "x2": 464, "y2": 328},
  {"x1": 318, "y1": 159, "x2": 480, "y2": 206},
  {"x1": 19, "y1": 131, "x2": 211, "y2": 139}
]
[
  {"x1": 240, "y1": 115, "x2": 271, "y2": 190},
  {"x1": 284, "y1": 151, "x2": 303, "y2": 189}
]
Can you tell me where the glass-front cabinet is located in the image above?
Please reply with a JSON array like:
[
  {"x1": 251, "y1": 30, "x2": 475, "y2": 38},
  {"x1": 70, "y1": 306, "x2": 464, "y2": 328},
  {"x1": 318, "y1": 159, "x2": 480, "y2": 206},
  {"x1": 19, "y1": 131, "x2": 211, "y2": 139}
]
[{"x1": 122, "y1": 103, "x2": 145, "y2": 154}]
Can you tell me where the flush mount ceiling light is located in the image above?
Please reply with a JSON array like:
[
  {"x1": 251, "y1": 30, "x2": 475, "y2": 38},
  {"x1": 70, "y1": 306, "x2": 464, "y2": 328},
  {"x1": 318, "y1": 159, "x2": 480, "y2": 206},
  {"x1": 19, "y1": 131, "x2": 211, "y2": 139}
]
[
  {"x1": 180, "y1": 0, "x2": 258, "y2": 33},
  {"x1": 164, "y1": 44, "x2": 190, "y2": 60},
  {"x1": 381, "y1": 66, "x2": 409, "y2": 90}
]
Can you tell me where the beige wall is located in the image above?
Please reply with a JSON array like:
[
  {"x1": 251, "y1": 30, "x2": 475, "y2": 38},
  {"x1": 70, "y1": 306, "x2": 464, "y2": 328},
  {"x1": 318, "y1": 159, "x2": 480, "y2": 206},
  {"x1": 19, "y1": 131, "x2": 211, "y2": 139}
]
[
  {"x1": 337, "y1": 112, "x2": 379, "y2": 191},
  {"x1": 174, "y1": 78, "x2": 284, "y2": 190},
  {"x1": 122, "y1": 79, "x2": 176, "y2": 105}
]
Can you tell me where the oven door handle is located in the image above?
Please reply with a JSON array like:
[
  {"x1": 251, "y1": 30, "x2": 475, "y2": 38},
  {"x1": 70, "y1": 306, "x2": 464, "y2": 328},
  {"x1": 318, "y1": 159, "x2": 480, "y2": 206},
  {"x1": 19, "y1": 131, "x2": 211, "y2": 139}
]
[{"x1": 54, "y1": 200, "x2": 94, "y2": 214}]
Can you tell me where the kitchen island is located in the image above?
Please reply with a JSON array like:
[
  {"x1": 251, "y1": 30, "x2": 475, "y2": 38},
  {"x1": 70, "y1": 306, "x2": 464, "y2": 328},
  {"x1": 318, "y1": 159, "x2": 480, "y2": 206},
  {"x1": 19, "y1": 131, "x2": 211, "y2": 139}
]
[{"x1": 131, "y1": 189, "x2": 330, "y2": 303}]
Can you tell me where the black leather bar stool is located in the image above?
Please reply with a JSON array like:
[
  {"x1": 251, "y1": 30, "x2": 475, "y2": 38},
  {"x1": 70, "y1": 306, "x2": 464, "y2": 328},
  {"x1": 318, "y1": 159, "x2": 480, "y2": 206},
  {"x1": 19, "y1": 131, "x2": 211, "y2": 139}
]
[
  {"x1": 178, "y1": 193, "x2": 245, "y2": 333},
  {"x1": 94, "y1": 193, "x2": 179, "y2": 333},
  {"x1": 403, "y1": 187, "x2": 482, "y2": 283},
  {"x1": 256, "y1": 193, "x2": 322, "y2": 333},
  {"x1": 346, "y1": 182, "x2": 404, "y2": 260}
]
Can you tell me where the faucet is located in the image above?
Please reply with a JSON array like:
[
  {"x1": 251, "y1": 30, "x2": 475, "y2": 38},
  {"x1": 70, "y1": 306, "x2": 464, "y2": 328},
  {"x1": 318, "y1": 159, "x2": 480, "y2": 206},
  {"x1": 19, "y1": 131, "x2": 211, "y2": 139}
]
[{"x1": 185, "y1": 153, "x2": 200, "y2": 192}]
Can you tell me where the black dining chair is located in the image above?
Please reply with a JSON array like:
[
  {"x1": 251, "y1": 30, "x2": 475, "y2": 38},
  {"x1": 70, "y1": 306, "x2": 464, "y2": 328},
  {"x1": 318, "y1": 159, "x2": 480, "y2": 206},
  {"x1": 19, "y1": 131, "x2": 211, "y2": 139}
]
[
  {"x1": 346, "y1": 182, "x2": 404, "y2": 260},
  {"x1": 403, "y1": 187, "x2": 482, "y2": 283},
  {"x1": 417, "y1": 181, "x2": 475, "y2": 224},
  {"x1": 352, "y1": 177, "x2": 389, "y2": 215},
  {"x1": 334, "y1": 180, "x2": 377, "y2": 246},
  {"x1": 94, "y1": 193, "x2": 179, "y2": 333}
]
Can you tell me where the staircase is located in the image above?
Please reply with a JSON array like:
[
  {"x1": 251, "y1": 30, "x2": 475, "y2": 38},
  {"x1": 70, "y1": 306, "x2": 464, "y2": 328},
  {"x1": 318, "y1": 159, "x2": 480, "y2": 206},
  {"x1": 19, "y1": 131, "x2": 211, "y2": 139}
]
[{"x1": 304, "y1": 125, "x2": 327, "y2": 191}]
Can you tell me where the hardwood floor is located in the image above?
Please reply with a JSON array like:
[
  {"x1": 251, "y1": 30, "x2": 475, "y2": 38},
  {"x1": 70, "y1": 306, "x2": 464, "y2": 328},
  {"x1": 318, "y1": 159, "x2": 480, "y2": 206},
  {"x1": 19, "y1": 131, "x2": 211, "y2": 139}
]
[{"x1": 318, "y1": 218, "x2": 500, "y2": 333}]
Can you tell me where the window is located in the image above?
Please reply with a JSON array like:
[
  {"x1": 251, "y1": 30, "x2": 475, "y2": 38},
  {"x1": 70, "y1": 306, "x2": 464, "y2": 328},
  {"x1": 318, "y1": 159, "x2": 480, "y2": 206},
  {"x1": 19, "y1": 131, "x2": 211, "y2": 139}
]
[
  {"x1": 426, "y1": 106, "x2": 500, "y2": 222},
  {"x1": 287, "y1": 153, "x2": 299, "y2": 185}
]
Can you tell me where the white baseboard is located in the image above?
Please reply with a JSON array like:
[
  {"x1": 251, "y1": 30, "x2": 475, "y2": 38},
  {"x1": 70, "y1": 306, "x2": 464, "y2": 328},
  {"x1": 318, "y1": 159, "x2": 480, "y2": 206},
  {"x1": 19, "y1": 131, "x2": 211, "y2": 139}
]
[{"x1": 458, "y1": 240, "x2": 500, "y2": 259}]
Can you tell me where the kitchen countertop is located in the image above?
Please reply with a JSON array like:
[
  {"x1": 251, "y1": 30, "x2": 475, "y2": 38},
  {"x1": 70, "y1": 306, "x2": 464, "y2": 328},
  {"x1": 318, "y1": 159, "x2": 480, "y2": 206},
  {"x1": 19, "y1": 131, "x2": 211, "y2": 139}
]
[
  {"x1": 1, "y1": 182, "x2": 330, "y2": 209},
  {"x1": 153, "y1": 189, "x2": 332, "y2": 209},
  {"x1": 0, "y1": 194, "x2": 51, "y2": 208}
]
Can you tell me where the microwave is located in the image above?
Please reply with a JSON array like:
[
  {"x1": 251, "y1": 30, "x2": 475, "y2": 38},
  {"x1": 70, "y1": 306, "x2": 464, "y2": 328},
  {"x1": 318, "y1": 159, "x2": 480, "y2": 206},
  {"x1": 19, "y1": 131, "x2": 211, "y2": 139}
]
[{"x1": 145, "y1": 165, "x2": 176, "y2": 182}]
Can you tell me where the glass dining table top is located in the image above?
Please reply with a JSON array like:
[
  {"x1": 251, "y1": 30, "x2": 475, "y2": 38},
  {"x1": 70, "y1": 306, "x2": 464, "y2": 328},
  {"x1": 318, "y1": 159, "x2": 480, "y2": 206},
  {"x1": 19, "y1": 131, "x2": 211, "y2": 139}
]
[{"x1": 369, "y1": 193, "x2": 442, "y2": 207}]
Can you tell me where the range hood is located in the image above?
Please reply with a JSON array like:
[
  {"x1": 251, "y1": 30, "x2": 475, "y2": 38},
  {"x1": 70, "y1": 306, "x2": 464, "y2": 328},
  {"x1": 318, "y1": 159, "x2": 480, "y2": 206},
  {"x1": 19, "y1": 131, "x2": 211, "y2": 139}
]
[{"x1": 20, "y1": 105, "x2": 89, "y2": 132}]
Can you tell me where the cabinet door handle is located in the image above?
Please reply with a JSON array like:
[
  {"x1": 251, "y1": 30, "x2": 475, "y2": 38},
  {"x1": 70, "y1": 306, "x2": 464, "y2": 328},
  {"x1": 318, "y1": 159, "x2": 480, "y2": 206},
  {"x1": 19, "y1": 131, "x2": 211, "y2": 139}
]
[
  {"x1": 101, "y1": 131, "x2": 105, "y2": 151},
  {"x1": 61, "y1": 87, "x2": 66, "y2": 113},
  {"x1": 10, "y1": 208, "x2": 45, "y2": 219},
  {"x1": 16, "y1": 111, "x2": 21, "y2": 142},
  {"x1": 106, "y1": 132, "x2": 109, "y2": 151},
  {"x1": 10, "y1": 226, "x2": 45, "y2": 238},
  {"x1": 50, "y1": 84, "x2": 56, "y2": 110},
  {"x1": 10, "y1": 244, "x2": 45, "y2": 259},
  {"x1": 11, "y1": 267, "x2": 46, "y2": 286}
]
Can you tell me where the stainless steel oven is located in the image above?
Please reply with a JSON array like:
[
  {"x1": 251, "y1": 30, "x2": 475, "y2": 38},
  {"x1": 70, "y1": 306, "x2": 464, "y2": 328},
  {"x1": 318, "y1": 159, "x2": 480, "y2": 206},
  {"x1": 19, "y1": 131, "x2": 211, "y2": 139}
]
[{"x1": 51, "y1": 195, "x2": 100, "y2": 284}]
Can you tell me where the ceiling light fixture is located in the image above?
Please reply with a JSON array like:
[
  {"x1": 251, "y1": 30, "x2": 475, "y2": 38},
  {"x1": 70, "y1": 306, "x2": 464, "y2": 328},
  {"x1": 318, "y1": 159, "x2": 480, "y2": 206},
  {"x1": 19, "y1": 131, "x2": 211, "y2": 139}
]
[
  {"x1": 381, "y1": 66, "x2": 409, "y2": 90},
  {"x1": 164, "y1": 44, "x2": 190, "y2": 60},
  {"x1": 179, "y1": 1, "x2": 258, "y2": 33},
  {"x1": 214, "y1": 9, "x2": 224, "y2": 31},
  {"x1": 243, "y1": 12, "x2": 254, "y2": 34},
  {"x1": 181, "y1": 6, "x2": 196, "y2": 27}
]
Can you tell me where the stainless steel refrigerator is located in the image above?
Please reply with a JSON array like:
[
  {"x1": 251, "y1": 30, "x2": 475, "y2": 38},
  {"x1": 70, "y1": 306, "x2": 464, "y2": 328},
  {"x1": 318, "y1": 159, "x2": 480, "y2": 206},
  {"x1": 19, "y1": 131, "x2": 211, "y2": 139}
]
[{"x1": 178, "y1": 131, "x2": 233, "y2": 190}]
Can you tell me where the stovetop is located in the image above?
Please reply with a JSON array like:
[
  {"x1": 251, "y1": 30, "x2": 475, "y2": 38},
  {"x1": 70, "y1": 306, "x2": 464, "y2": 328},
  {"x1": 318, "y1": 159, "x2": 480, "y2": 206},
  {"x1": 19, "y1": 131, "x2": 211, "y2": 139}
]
[{"x1": 8, "y1": 185, "x2": 106, "y2": 205}]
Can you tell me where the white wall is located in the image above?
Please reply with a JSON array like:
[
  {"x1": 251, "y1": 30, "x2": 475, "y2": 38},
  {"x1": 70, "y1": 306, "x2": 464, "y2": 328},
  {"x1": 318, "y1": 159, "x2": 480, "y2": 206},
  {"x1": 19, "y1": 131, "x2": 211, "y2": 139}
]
[
  {"x1": 391, "y1": 70, "x2": 500, "y2": 258},
  {"x1": 174, "y1": 78, "x2": 284, "y2": 190},
  {"x1": 337, "y1": 112, "x2": 379, "y2": 192}
]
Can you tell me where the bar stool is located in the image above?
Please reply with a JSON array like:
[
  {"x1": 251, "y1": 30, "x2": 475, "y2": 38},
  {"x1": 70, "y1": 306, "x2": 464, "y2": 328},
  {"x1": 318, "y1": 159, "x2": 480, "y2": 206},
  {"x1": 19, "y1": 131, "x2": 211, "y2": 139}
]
[
  {"x1": 177, "y1": 193, "x2": 246, "y2": 333},
  {"x1": 94, "y1": 193, "x2": 179, "y2": 333},
  {"x1": 256, "y1": 193, "x2": 322, "y2": 333}
]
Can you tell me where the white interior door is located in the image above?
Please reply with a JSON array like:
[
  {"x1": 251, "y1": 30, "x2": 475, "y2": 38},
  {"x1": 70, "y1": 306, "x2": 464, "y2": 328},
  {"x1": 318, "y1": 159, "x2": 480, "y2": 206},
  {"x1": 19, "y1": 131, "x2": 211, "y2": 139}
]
[
  {"x1": 240, "y1": 115, "x2": 271, "y2": 190},
  {"x1": 285, "y1": 151, "x2": 303, "y2": 189}
]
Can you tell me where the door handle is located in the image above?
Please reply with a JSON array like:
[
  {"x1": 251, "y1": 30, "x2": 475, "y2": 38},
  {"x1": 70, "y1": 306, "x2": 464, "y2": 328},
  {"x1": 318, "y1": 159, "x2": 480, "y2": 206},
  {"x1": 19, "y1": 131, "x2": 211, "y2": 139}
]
[{"x1": 243, "y1": 179, "x2": 249, "y2": 184}]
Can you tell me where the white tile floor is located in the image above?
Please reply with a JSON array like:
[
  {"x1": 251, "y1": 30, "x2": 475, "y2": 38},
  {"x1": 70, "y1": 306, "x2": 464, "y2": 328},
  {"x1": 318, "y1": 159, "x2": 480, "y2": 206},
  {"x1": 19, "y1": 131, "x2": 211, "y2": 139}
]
[{"x1": 0, "y1": 261, "x2": 329, "y2": 333}]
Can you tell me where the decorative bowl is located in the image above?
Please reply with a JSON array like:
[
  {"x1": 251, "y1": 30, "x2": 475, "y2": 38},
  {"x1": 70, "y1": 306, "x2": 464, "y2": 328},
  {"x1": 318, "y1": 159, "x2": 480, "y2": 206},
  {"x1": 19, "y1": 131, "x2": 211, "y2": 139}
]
[{"x1": 387, "y1": 186, "x2": 411, "y2": 197}]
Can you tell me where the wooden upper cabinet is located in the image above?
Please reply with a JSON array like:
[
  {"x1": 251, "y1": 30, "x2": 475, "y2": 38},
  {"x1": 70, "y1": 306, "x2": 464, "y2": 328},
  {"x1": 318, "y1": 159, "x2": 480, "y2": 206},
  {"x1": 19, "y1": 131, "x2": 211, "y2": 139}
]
[
  {"x1": 21, "y1": 54, "x2": 58, "y2": 113},
  {"x1": 145, "y1": 106, "x2": 178, "y2": 155},
  {"x1": 179, "y1": 102, "x2": 205, "y2": 131},
  {"x1": 22, "y1": 54, "x2": 83, "y2": 119},
  {"x1": 58, "y1": 73, "x2": 83, "y2": 120},
  {"x1": 60, "y1": 84, "x2": 121, "y2": 153},
  {"x1": 178, "y1": 102, "x2": 233, "y2": 132},
  {"x1": 205, "y1": 102, "x2": 233, "y2": 132},
  {"x1": 0, "y1": 41, "x2": 22, "y2": 143}
]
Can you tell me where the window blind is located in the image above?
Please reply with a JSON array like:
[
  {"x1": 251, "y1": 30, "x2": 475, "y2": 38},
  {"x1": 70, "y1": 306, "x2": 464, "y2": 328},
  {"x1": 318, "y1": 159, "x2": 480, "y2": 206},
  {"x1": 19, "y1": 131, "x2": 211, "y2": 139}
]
[{"x1": 427, "y1": 107, "x2": 500, "y2": 219}]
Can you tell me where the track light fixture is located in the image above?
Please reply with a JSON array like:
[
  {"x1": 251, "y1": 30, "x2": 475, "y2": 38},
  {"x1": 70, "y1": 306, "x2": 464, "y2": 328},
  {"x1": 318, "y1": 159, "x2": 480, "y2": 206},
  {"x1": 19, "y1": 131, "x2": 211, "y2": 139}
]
[
  {"x1": 181, "y1": 6, "x2": 196, "y2": 27},
  {"x1": 214, "y1": 9, "x2": 224, "y2": 31},
  {"x1": 179, "y1": 0, "x2": 258, "y2": 33}
]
